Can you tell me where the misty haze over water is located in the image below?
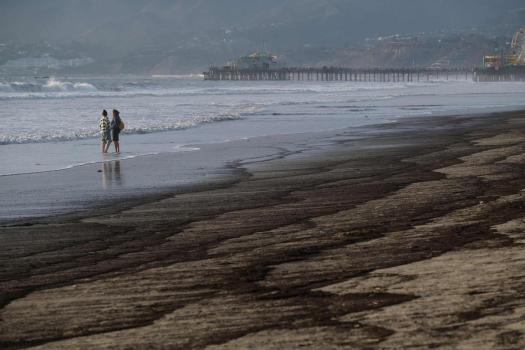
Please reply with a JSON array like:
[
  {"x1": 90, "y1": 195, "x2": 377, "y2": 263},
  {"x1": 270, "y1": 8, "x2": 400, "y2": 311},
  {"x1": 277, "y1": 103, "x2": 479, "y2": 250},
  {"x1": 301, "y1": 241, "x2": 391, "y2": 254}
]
[{"x1": 1, "y1": 0, "x2": 524, "y2": 74}]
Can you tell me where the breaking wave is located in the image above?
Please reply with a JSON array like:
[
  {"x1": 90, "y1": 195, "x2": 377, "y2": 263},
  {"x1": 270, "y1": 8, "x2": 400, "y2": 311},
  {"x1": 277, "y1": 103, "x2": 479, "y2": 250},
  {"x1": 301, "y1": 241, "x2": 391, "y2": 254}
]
[
  {"x1": 0, "y1": 78, "x2": 97, "y2": 95},
  {"x1": 43, "y1": 78, "x2": 97, "y2": 92},
  {"x1": 0, "y1": 78, "x2": 417, "y2": 100},
  {"x1": 0, "y1": 113, "x2": 242, "y2": 145}
]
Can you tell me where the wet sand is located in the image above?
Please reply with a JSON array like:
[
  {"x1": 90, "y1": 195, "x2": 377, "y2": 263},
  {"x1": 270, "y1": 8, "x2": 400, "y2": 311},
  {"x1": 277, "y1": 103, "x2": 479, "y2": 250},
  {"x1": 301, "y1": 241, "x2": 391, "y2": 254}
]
[{"x1": 2, "y1": 111, "x2": 525, "y2": 349}]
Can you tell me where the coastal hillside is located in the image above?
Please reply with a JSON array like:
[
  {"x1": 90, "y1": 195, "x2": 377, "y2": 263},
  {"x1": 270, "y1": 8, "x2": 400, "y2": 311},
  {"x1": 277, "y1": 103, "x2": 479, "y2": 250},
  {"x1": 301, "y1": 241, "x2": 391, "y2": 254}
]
[
  {"x1": 295, "y1": 33, "x2": 507, "y2": 69},
  {"x1": 0, "y1": 0, "x2": 524, "y2": 73}
]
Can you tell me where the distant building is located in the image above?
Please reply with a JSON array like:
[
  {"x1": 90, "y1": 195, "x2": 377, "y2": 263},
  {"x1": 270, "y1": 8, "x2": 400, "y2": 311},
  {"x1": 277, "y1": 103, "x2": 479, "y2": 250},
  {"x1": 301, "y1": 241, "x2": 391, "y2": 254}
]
[
  {"x1": 429, "y1": 58, "x2": 451, "y2": 70},
  {"x1": 483, "y1": 27, "x2": 525, "y2": 68},
  {"x1": 229, "y1": 52, "x2": 283, "y2": 70},
  {"x1": 483, "y1": 55, "x2": 503, "y2": 69}
]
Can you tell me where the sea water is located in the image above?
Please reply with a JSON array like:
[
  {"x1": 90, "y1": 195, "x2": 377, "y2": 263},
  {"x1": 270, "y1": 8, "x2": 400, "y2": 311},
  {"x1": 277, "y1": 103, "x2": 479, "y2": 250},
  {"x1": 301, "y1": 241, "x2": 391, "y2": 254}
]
[
  {"x1": 1, "y1": 76, "x2": 525, "y2": 220},
  {"x1": 1, "y1": 76, "x2": 525, "y2": 176}
]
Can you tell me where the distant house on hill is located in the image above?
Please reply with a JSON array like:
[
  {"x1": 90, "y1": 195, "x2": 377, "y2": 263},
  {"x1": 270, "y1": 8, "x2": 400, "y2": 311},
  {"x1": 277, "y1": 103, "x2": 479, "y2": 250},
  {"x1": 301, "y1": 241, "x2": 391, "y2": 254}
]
[{"x1": 229, "y1": 52, "x2": 283, "y2": 70}]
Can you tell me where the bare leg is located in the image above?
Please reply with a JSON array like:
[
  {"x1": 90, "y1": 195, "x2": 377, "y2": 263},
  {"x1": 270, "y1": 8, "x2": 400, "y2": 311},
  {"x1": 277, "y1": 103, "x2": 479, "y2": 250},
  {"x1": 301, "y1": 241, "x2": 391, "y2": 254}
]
[
  {"x1": 114, "y1": 141, "x2": 120, "y2": 154},
  {"x1": 104, "y1": 141, "x2": 112, "y2": 153},
  {"x1": 102, "y1": 141, "x2": 106, "y2": 153}
]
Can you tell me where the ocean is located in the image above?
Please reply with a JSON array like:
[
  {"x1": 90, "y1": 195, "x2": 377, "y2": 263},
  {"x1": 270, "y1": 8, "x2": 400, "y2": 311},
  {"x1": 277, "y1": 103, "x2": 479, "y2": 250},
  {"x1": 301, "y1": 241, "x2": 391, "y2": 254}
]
[
  {"x1": 1, "y1": 75, "x2": 525, "y2": 176},
  {"x1": 1, "y1": 75, "x2": 525, "y2": 220}
]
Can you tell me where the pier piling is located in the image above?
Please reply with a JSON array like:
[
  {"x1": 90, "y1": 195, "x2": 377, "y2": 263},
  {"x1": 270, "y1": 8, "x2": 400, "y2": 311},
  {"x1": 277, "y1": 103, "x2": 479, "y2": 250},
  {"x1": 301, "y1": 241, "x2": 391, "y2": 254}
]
[{"x1": 204, "y1": 67, "x2": 475, "y2": 82}]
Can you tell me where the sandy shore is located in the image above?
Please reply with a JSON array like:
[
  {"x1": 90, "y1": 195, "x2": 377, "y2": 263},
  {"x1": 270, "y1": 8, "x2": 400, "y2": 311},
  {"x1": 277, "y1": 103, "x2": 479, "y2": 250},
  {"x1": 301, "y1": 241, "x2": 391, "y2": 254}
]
[{"x1": 2, "y1": 111, "x2": 525, "y2": 349}]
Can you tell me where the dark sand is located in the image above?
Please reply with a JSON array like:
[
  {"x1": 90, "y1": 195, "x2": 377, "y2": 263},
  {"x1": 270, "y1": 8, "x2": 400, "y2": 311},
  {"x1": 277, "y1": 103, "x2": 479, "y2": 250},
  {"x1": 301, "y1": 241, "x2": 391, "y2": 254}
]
[{"x1": 2, "y1": 111, "x2": 525, "y2": 349}]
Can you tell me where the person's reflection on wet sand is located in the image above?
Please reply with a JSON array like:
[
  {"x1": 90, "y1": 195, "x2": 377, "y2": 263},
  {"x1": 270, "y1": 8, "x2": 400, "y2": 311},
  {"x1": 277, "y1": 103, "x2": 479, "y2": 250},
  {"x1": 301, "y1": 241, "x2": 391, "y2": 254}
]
[
  {"x1": 101, "y1": 162, "x2": 111, "y2": 190},
  {"x1": 113, "y1": 161, "x2": 123, "y2": 186},
  {"x1": 101, "y1": 161, "x2": 123, "y2": 189}
]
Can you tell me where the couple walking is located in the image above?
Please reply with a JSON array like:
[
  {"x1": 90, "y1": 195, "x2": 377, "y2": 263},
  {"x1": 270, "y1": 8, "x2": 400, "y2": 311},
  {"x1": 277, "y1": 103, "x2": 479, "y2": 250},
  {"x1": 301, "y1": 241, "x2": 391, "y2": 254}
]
[{"x1": 99, "y1": 109, "x2": 124, "y2": 154}]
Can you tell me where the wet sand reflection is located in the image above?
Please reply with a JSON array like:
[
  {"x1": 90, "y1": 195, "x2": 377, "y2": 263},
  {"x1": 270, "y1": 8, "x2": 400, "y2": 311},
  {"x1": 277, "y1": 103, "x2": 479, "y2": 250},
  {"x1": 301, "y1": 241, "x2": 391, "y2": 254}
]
[{"x1": 101, "y1": 161, "x2": 123, "y2": 189}]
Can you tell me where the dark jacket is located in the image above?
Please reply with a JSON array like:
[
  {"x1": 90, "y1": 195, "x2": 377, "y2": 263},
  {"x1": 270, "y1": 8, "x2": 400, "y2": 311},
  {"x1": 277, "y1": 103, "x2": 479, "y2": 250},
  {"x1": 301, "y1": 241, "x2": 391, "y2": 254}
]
[{"x1": 110, "y1": 116, "x2": 121, "y2": 131}]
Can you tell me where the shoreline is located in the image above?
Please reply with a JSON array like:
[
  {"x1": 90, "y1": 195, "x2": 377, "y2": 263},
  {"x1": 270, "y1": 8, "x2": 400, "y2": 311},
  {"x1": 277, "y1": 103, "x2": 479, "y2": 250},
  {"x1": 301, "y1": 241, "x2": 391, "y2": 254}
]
[
  {"x1": 0, "y1": 114, "x2": 424, "y2": 224},
  {"x1": 3, "y1": 76, "x2": 525, "y2": 179},
  {"x1": 2, "y1": 107, "x2": 523, "y2": 225},
  {"x1": 3, "y1": 109, "x2": 525, "y2": 348}
]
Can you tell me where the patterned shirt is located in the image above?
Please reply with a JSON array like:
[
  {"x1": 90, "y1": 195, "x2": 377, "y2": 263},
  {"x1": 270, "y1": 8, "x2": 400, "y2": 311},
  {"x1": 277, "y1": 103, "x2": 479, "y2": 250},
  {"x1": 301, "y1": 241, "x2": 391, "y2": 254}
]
[{"x1": 99, "y1": 117, "x2": 110, "y2": 133}]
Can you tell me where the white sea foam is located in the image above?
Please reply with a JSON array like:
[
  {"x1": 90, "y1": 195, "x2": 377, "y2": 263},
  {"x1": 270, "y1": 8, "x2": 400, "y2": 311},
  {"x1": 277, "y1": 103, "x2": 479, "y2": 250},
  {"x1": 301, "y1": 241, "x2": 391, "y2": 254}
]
[
  {"x1": 173, "y1": 145, "x2": 201, "y2": 152},
  {"x1": 2, "y1": 77, "x2": 525, "y2": 177},
  {"x1": 0, "y1": 113, "x2": 244, "y2": 145},
  {"x1": 0, "y1": 79, "x2": 416, "y2": 100},
  {"x1": 0, "y1": 78, "x2": 97, "y2": 99},
  {"x1": 43, "y1": 78, "x2": 97, "y2": 92}
]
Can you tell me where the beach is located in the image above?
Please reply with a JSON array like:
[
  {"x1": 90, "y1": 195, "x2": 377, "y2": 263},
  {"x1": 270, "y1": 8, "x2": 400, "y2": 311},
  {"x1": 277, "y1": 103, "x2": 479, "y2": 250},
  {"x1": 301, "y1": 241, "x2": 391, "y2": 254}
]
[
  {"x1": 2, "y1": 77, "x2": 525, "y2": 221},
  {"x1": 3, "y1": 109, "x2": 525, "y2": 349}
]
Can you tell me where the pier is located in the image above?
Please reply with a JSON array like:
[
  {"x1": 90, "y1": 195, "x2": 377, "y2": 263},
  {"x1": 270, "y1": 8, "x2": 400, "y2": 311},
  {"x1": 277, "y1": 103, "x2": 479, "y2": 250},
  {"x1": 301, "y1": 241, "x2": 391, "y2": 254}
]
[
  {"x1": 204, "y1": 67, "x2": 474, "y2": 82},
  {"x1": 473, "y1": 66, "x2": 525, "y2": 82}
]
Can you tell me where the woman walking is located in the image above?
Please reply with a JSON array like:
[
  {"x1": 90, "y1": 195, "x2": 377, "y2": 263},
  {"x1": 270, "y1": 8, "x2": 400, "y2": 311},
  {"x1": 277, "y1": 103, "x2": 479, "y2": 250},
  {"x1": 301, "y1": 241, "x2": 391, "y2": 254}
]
[{"x1": 110, "y1": 109, "x2": 123, "y2": 154}]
